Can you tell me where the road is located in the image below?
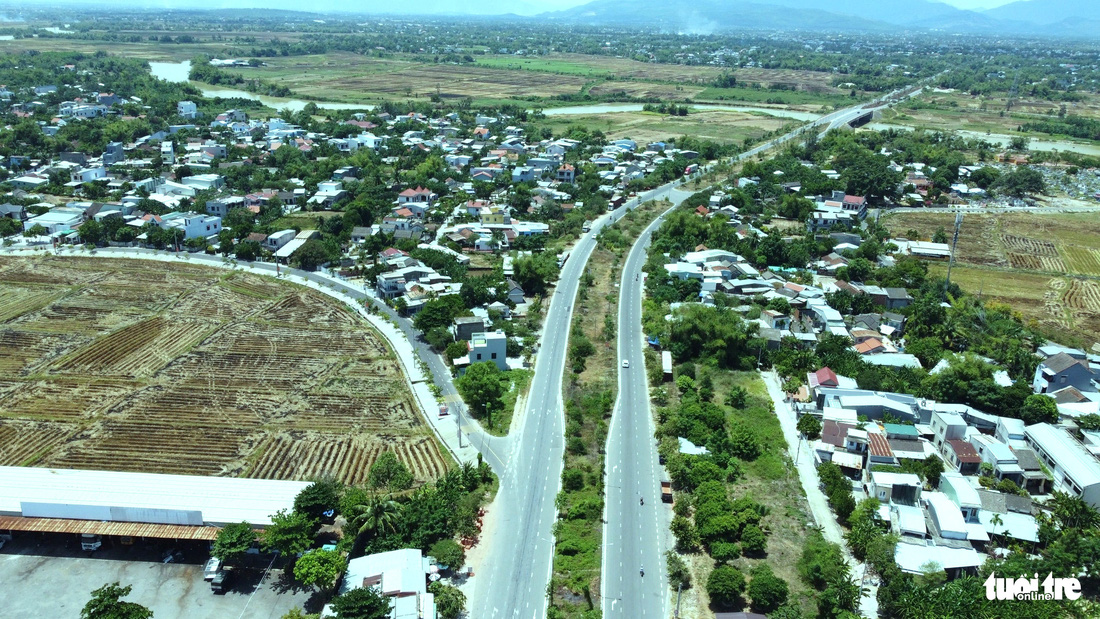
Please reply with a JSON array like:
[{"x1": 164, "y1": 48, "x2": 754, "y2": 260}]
[
  {"x1": 600, "y1": 84, "x2": 933, "y2": 617},
  {"x1": 602, "y1": 185, "x2": 691, "y2": 619}
]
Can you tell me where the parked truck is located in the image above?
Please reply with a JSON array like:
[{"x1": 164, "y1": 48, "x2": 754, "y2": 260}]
[{"x1": 661, "y1": 481, "x2": 673, "y2": 504}]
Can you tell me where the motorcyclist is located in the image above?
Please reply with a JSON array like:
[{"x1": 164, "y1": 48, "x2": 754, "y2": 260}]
[
  {"x1": 640, "y1": 497, "x2": 644, "y2": 506},
  {"x1": 640, "y1": 567, "x2": 645, "y2": 577}
]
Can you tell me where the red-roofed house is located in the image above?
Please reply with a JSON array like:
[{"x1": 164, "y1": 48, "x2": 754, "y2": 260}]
[
  {"x1": 854, "y1": 338, "x2": 887, "y2": 355},
  {"x1": 810, "y1": 367, "x2": 839, "y2": 390},
  {"x1": 944, "y1": 439, "x2": 981, "y2": 475},
  {"x1": 843, "y1": 194, "x2": 867, "y2": 218},
  {"x1": 397, "y1": 186, "x2": 436, "y2": 205},
  {"x1": 556, "y1": 164, "x2": 575, "y2": 183}
]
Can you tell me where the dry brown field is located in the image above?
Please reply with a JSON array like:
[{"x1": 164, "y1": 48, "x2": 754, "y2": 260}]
[{"x1": 0, "y1": 256, "x2": 447, "y2": 486}]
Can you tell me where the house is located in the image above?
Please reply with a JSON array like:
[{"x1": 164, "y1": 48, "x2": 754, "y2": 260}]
[
  {"x1": 1024, "y1": 423, "x2": 1100, "y2": 507},
  {"x1": 25, "y1": 207, "x2": 84, "y2": 234},
  {"x1": 512, "y1": 166, "x2": 537, "y2": 183},
  {"x1": 970, "y1": 434, "x2": 1024, "y2": 485},
  {"x1": 350, "y1": 226, "x2": 373, "y2": 244},
  {"x1": 762, "y1": 309, "x2": 791, "y2": 330},
  {"x1": 1033, "y1": 352, "x2": 1095, "y2": 394},
  {"x1": 0, "y1": 203, "x2": 27, "y2": 221},
  {"x1": 939, "y1": 472, "x2": 983, "y2": 523},
  {"x1": 163, "y1": 213, "x2": 221, "y2": 239},
  {"x1": 930, "y1": 411, "x2": 968, "y2": 450},
  {"x1": 884, "y1": 287, "x2": 913, "y2": 310},
  {"x1": 9, "y1": 175, "x2": 50, "y2": 191},
  {"x1": 103, "y1": 142, "x2": 125, "y2": 165},
  {"x1": 398, "y1": 186, "x2": 436, "y2": 205},
  {"x1": 943, "y1": 439, "x2": 981, "y2": 475},
  {"x1": 870, "y1": 471, "x2": 923, "y2": 505},
  {"x1": 455, "y1": 330, "x2": 508, "y2": 372},
  {"x1": 454, "y1": 317, "x2": 486, "y2": 342},
  {"x1": 327, "y1": 549, "x2": 437, "y2": 619},
  {"x1": 263, "y1": 229, "x2": 296, "y2": 252},
  {"x1": 177, "y1": 101, "x2": 198, "y2": 119},
  {"x1": 161, "y1": 141, "x2": 175, "y2": 165},
  {"x1": 504, "y1": 279, "x2": 525, "y2": 305},
  {"x1": 206, "y1": 196, "x2": 244, "y2": 218},
  {"x1": 181, "y1": 173, "x2": 225, "y2": 191},
  {"x1": 556, "y1": 164, "x2": 575, "y2": 183}
]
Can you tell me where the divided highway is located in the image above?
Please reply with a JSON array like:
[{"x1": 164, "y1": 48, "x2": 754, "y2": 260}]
[{"x1": 602, "y1": 81, "x2": 934, "y2": 617}]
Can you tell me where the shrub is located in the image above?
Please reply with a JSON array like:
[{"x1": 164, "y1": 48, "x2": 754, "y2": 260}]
[{"x1": 707, "y1": 564, "x2": 746, "y2": 609}]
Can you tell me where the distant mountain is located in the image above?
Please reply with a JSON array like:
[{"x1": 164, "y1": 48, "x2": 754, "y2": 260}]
[
  {"x1": 985, "y1": 0, "x2": 1100, "y2": 26},
  {"x1": 544, "y1": 0, "x2": 997, "y2": 33},
  {"x1": 543, "y1": 0, "x2": 897, "y2": 32}
]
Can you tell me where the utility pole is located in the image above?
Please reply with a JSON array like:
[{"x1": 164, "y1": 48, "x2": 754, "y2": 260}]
[{"x1": 944, "y1": 211, "x2": 962, "y2": 301}]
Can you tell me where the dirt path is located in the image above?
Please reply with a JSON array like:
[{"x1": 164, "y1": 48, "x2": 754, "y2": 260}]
[{"x1": 759, "y1": 370, "x2": 878, "y2": 618}]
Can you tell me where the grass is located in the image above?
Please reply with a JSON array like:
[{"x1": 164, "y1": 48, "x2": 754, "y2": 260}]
[
  {"x1": 490, "y1": 368, "x2": 533, "y2": 438},
  {"x1": 695, "y1": 86, "x2": 854, "y2": 108},
  {"x1": 668, "y1": 370, "x2": 815, "y2": 619},
  {"x1": 269, "y1": 210, "x2": 343, "y2": 231},
  {"x1": 879, "y1": 89, "x2": 1100, "y2": 137},
  {"x1": 534, "y1": 109, "x2": 796, "y2": 146}
]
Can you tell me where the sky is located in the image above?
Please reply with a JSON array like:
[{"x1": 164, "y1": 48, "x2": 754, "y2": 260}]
[{"x1": 56, "y1": 0, "x2": 1023, "y2": 13}]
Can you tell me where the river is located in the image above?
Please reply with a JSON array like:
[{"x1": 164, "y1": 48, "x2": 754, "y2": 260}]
[
  {"x1": 148, "y1": 61, "x2": 375, "y2": 113},
  {"x1": 866, "y1": 122, "x2": 1100, "y2": 157}
]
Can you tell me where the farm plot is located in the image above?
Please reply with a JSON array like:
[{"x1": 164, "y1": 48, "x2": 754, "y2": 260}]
[
  {"x1": 0, "y1": 419, "x2": 77, "y2": 467},
  {"x1": 361, "y1": 65, "x2": 588, "y2": 100},
  {"x1": 1062, "y1": 245, "x2": 1100, "y2": 277},
  {"x1": 0, "y1": 256, "x2": 446, "y2": 485}
]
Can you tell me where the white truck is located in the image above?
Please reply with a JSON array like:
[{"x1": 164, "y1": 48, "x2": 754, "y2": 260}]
[{"x1": 80, "y1": 534, "x2": 102, "y2": 551}]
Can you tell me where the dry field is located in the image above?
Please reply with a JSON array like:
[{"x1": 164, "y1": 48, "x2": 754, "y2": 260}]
[
  {"x1": 883, "y1": 210, "x2": 1100, "y2": 344},
  {"x1": 0, "y1": 256, "x2": 447, "y2": 486},
  {"x1": 537, "y1": 109, "x2": 794, "y2": 146}
]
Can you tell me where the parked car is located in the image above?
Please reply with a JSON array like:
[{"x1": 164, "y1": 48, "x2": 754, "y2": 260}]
[
  {"x1": 80, "y1": 534, "x2": 102, "y2": 551},
  {"x1": 203, "y1": 557, "x2": 222, "y2": 581},
  {"x1": 210, "y1": 568, "x2": 233, "y2": 594}
]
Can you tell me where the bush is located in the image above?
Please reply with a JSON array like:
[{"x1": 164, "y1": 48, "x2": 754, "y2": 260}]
[
  {"x1": 740, "y1": 524, "x2": 767, "y2": 555},
  {"x1": 707, "y1": 564, "x2": 746, "y2": 609},
  {"x1": 748, "y1": 564, "x2": 789, "y2": 613},
  {"x1": 710, "y1": 540, "x2": 741, "y2": 563},
  {"x1": 671, "y1": 515, "x2": 700, "y2": 551},
  {"x1": 562, "y1": 468, "x2": 585, "y2": 491},
  {"x1": 294, "y1": 478, "x2": 343, "y2": 520}
]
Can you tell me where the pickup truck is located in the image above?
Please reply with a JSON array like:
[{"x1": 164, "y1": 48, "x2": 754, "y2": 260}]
[{"x1": 661, "y1": 481, "x2": 673, "y2": 504}]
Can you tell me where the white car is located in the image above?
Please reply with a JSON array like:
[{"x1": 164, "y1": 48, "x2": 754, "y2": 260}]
[{"x1": 622, "y1": 360, "x2": 630, "y2": 368}]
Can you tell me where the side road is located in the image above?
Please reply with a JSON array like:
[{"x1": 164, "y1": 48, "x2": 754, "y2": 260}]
[{"x1": 760, "y1": 370, "x2": 878, "y2": 618}]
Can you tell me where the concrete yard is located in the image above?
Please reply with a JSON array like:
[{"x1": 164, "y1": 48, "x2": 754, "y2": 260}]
[{"x1": 0, "y1": 535, "x2": 315, "y2": 618}]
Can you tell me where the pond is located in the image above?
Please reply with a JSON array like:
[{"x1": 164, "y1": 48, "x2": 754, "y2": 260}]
[{"x1": 148, "y1": 61, "x2": 375, "y2": 113}]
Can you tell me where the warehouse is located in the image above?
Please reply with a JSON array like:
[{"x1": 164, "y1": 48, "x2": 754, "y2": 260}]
[{"x1": 0, "y1": 466, "x2": 309, "y2": 546}]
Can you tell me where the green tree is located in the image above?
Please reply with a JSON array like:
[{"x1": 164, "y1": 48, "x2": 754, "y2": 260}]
[
  {"x1": 667, "y1": 550, "x2": 692, "y2": 590},
  {"x1": 293, "y1": 478, "x2": 344, "y2": 520},
  {"x1": 262, "y1": 509, "x2": 318, "y2": 557},
  {"x1": 797, "y1": 414, "x2": 822, "y2": 440},
  {"x1": 741, "y1": 524, "x2": 767, "y2": 555},
  {"x1": 280, "y1": 609, "x2": 320, "y2": 619},
  {"x1": 235, "y1": 239, "x2": 262, "y2": 261},
  {"x1": 707, "y1": 564, "x2": 747, "y2": 609},
  {"x1": 368, "y1": 451, "x2": 415, "y2": 493},
  {"x1": 81, "y1": 583, "x2": 153, "y2": 619},
  {"x1": 79, "y1": 219, "x2": 105, "y2": 244},
  {"x1": 350, "y1": 495, "x2": 401, "y2": 540},
  {"x1": 329, "y1": 585, "x2": 392, "y2": 619},
  {"x1": 748, "y1": 564, "x2": 789, "y2": 614},
  {"x1": 455, "y1": 361, "x2": 507, "y2": 428},
  {"x1": 292, "y1": 238, "x2": 338, "y2": 270},
  {"x1": 212, "y1": 521, "x2": 257, "y2": 563},
  {"x1": 293, "y1": 549, "x2": 348, "y2": 592},
  {"x1": 24, "y1": 223, "x2": 47, "y2": 237},
  {"x1": 428, "y1": 582, "x2": 466, "y2": 619},
  {"x1": 1020, "y1": 394, "x2": 1058, "y2": 425},
  {"x1": 512, "y1": 252, "x2": 559, "y2": 295},
  {"x1": 428, "y1": 538, "x2": 466, "y2": 569}
]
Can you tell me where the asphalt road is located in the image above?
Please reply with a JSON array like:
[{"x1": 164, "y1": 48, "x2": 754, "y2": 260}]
[
  {"x1": 600, "y1": 82, "x2": 933, "y2": 617},
  {"x1": 602, "y1": 185, "x2": 692, "y2": 619}
]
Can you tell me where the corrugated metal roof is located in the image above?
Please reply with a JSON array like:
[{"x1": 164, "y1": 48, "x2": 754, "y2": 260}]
[
  {"x1": 868, "y1": 433, "x2": 894, "y2": 458},
  {"x1": 0, "y1": 516, "x2": 220, "y2": 540}
]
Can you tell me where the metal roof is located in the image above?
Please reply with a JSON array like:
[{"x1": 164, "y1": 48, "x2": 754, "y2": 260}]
[
  {"x1": 0, "y1": 466, "x2": 310, "y2": 527},
  {"x1": 0, "y1": 515, "x2": 220, "y2": 540}
]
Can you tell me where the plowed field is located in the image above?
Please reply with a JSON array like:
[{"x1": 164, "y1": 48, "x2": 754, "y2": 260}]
[{"x1": 0, "y1": 256, "x2": 445, "y2": 485}]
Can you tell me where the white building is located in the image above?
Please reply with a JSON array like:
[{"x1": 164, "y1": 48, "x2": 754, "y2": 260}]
[
  {"x1": 181, "y1": 174, "x2": 225, "y2": 191},
  {"x1": 1024, "y1": 423, "x2": 1100, "y2": 507},
  {"x1": 161, "y1": 141, "x2": 175, "y2": 165},
  {"x1": 456, "y1": 330, "x2": 508, "y2": 372},
  {"x1": 163, "y1": 213, "x2": 222, "y2": 239},
  {"x1": 177, "y1": 100, "x2": 198, "y2": 119},
  {"x1": 25, "y1": 208, "x2": 84, "y2": 234},
  {"x1": 329, "y1": 548, "x2": 437, "y2": 619}
]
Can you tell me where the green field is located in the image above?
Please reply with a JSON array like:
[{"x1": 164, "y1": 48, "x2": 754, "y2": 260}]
[{"x1": 534, "y1": 109, "x2": 799, "y2": 146}]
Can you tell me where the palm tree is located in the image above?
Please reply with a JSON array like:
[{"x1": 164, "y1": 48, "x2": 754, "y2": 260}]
[
  {"x1": 990, "y1": 513, "x2": 1003, "y2": 538},
  {"x1": 351, "y1": 495, "x2": 401, "y2": 539}
]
